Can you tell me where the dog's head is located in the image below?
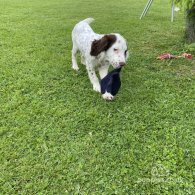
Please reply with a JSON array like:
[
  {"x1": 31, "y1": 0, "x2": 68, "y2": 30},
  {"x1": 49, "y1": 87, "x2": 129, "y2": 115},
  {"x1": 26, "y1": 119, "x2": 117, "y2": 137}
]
[{"x1": 90, "y1": 33, "x2": 129, "y2": 69}]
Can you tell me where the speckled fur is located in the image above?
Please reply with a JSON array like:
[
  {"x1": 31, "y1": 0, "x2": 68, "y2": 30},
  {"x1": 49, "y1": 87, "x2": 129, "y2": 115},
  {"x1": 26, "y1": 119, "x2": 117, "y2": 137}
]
[{"x1": 71, "y1": 18, "x2": 129, "y2": 99}]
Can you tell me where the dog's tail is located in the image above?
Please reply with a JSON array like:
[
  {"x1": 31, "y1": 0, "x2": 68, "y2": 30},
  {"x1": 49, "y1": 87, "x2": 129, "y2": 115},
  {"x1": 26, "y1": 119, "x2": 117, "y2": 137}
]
[{"x1": 82, "y1": 18, "x2": 94, "y2": 24}]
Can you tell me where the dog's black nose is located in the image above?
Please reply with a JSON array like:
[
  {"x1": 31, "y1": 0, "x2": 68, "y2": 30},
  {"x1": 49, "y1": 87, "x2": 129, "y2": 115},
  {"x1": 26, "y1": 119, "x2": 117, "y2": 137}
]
[{"x1": 119, "y1": 62, "x2": 125, "y2": 67}]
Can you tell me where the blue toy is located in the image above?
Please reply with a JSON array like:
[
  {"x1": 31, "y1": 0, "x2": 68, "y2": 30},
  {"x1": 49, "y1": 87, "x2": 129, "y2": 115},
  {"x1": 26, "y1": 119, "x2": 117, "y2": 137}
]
[{"x1": 100, "y1": 67, "x2": 122, "y2": 96}]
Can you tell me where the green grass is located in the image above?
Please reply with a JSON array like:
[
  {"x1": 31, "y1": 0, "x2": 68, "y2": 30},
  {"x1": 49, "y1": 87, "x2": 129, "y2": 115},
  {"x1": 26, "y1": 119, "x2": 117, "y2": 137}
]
[{"x1": 0, "y1": 0, "x2": 195, "y2": 194}]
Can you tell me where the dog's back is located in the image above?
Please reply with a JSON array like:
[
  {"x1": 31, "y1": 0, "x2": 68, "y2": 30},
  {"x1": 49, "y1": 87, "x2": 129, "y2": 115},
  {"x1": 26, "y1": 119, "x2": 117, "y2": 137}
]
[
  {"x1": 72, "y1": 18, "x2": 97, "y2": 54},
  {"x1": 72, "y1": 18, "x2": 95, "y2": 40}
]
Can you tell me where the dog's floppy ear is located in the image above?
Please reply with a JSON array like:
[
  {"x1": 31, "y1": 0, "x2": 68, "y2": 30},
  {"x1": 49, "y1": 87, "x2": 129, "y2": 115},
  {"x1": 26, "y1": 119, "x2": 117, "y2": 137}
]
[{"x1": 90, "y1": 34, "x2": 116, "y2": 56}]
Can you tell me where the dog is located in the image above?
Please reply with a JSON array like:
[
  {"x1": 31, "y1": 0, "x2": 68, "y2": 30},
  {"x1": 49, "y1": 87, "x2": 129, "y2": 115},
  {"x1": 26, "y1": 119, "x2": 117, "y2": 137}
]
[{"x1": 71, "y1": 18, "x2": 129, "y2": 100}]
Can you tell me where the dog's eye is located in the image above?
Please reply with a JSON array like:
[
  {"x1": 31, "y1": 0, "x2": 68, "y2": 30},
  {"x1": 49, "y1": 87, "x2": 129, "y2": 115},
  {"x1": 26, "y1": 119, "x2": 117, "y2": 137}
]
[
  {"x1": 125, "y1": 50, "x2": 128, "y2": 56},
  {"x1": 114, "y1": 48, "x2": 118, "y2": 51}
]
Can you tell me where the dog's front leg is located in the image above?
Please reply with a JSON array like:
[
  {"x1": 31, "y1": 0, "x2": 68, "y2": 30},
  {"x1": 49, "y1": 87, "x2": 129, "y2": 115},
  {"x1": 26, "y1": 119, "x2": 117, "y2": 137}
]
[
  {"x1": 86, "y1": 66, "x2": 101, "y2": 93},
  {"x1": 99, "y1": 64, "x2": 109, "y2": 79}
]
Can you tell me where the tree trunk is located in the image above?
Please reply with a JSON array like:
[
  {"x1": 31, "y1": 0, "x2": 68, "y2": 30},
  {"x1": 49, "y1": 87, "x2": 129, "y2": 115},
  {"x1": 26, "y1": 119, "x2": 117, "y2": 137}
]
[{"x1": 185, "y1": 4, "x2": 195, "y2": 43}]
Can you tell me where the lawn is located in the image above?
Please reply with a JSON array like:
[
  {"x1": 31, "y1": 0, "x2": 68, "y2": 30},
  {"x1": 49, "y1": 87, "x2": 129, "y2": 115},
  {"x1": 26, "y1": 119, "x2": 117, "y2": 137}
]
[{"x1": 0, "y1": 0, "x2": 194, "y2": 194}]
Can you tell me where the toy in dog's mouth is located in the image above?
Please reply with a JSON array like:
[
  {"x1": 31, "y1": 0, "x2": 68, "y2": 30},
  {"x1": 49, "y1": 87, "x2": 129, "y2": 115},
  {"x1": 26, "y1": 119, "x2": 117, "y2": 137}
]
[{"x1": 100, "y1": 67, "x2": 122, "y2": 98}]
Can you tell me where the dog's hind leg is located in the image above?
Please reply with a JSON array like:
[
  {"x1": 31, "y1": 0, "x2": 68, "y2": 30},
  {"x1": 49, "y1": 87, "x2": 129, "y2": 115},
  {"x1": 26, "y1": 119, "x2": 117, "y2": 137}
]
[
  {"x1": 72, "y1": 44, "x2": 79, "y2": 71},
  {"x1": 81, "y1": 54, "x2": 86, "y2": 65}
]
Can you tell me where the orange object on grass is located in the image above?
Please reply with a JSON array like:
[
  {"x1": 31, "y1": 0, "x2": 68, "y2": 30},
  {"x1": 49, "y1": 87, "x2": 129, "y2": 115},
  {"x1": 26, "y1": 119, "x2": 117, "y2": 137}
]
[
  {"x1": 157, "y1": 53, "x2": 193, "y2": 60},
  {"x1": 179, "y1": 53, "x2": 193, "y2": 59},
  {"x1": 157, "y1": 53, "x2": 176, "y2": 60}
]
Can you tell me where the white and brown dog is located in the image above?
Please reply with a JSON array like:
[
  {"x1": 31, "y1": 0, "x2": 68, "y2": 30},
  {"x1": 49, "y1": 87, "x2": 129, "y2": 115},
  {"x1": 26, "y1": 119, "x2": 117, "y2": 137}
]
[{"x1": 71, "y1": 18, "x2": 129, "y2": 100}]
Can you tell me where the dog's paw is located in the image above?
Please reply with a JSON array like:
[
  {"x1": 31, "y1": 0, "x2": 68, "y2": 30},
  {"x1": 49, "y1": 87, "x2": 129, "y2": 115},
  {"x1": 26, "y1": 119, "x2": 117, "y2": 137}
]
[
  {"x1": 72, "y1": 64, "x2": 79, "y2": 71},
  {"x1": 93, "y1": 84, "x2": 101, "y2": 93},
  {"x1": 102, "y1": 92, "x2": 114, "y2": 101}
]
